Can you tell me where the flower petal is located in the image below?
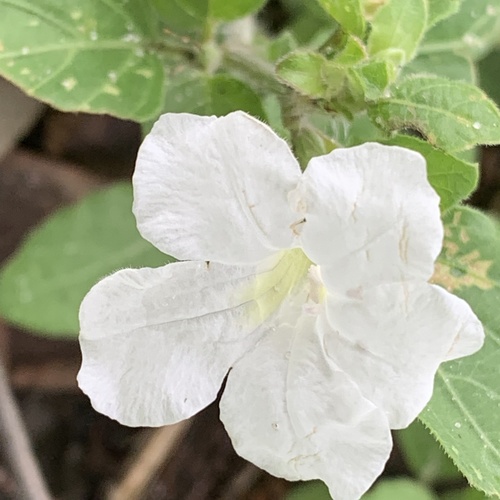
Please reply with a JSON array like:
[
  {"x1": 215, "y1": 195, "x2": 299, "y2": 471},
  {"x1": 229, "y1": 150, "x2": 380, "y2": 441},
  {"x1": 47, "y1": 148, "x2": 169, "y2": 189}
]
[
  {"x1": 220, "y1": 312, "x2": 392, "y2": 500},
  {"x1": 78, "y1": 257, "x2": 286, "y2": 427},
  {"x1": 323, "y1": 283, "x2": 484, "y2": 429},
  {"x1": 292, "y1": 143, "x2": 443, "y2": 294},
  {"x1": 134, "y1": 111, "x2": 302, "y2": 264}
]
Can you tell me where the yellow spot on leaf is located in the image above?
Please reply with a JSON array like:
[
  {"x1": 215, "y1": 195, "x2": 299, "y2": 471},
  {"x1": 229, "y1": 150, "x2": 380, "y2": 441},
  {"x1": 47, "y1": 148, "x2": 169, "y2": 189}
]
[
  {"x1": 135, "y1": 68, "x2": 154, "y2": 78},
  {"x1": 103, "y1": 84, "x2": 120, "y2": 96},
  {"x1": 443, "y1": 239, "x2": 459, "y2": 257},
  {"x1": 432, "y1": 254, "x2": 494, "y2": 292},
  {"x1": 433, "y1": 210, "x2": 495, "y2": 292},
  {"x1": 61, "y1": 77, "x2": 77, "y2": 91},
  {"x1": 0, "y1": 41, "x2": 4, "y2": 52}
]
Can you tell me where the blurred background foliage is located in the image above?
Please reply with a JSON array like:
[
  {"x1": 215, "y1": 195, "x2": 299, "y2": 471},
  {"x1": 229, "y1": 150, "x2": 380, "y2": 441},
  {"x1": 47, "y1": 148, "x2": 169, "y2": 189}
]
[{"x1": 0, "y1": 0, "x2": 500, "y2": 498}]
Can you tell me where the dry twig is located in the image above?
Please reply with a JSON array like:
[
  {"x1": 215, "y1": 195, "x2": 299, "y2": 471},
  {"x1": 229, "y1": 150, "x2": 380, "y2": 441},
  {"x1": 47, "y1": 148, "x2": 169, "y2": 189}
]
[
  {"x1": 0, "y1": 355, "x2": 52, "y2": 500},
  {"x1": 107, "y1": 421, "x2": 189, "y2": 500}
]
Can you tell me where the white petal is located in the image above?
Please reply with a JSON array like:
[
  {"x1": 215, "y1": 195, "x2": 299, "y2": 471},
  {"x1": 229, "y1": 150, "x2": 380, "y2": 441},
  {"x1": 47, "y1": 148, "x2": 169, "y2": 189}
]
[
  {"x1": 292, "y1": 143, "x2": 443, "y2": 294},
  {"x1": 78, "y1": 257, "x2": 286, "y2": 427},
  {"x1": 134, "y1": 111, "x2": 302, "y2": 264},
  {"x1": 323, "y1": 283, "x2": 485, "y2": 429},
  {"x1": 220, "y1": 312, "x2": 392, "y2": 500}
]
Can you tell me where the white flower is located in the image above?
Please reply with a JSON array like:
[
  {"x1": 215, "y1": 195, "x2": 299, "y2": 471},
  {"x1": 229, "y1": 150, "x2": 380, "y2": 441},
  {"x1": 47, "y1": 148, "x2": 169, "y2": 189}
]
[{"x1": 78, "y1": 111, "x2": 484, "y2": 500}]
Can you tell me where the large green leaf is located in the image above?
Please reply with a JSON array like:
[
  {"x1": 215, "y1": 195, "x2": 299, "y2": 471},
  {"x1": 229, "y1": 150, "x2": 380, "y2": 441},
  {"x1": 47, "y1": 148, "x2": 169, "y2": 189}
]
[
  {"x1": 383, "y1": 135, "x2": 478, "y2": 211},
  {"x1": 369, "y1": 75, "x2": 500, "y2": 152},
  {"x1": 420, "y1": 0, "x2": 500, "y2": 61},
  {"x1": 163, "y1": 69, "x2": 266, "y2": 118},
  {"x1": 421, "y1": 207, "x2": 500, "y2": 496},
  {"x1": 315, "y1": 0, "x2": 365, "y2": 37},
  {"x1": 367, "y1": 0, "x2": 427, "y2": 65},
  {"x1": 0, "y1": 183, "x2": 171, "y2": 337},
  {"x1": 0, "y1": 0, "x2": 165, "y2": 120}
]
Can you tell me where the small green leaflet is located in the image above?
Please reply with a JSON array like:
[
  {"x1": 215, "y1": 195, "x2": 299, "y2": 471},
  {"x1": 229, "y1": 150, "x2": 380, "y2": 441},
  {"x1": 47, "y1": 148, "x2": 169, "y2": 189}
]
[
  {"x1": 0, "y1": 0, "x2": 165, "y2": 120},
  {"x1": 367, "y1": 0, "x2": 427, "y2": 65},
  {"x1": 369, "y1": 75, "x2": 500, "y2": 152},
  {"x1": 315, "y1": 0, "x2": 365, "y2": 37},
  {"x1": 276, "y1": 51, "x2": 329, "y2": 99},
  {"x1": 0, "y1": 183, "x2": 171, "y2": 337},
  {"x1": 421, "y1": 207, "x2": 500, "y2": 496},
  {"x1": 383, "y1": 135, "x2": 478, "y2": 211}
]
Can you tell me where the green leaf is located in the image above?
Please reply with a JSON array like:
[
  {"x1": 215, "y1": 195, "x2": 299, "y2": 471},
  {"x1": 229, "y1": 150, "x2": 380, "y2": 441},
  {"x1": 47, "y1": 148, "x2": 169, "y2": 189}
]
[
  {"x1": 421, "y1": 207, "x2": 500, "y2": 496},
  {"x1": 427, "y1": 0, "x2": 463, "y2": 27},
  {"x1": 368, "y1": 0, "x2": 427, "y2": 65},
  {"x1": 210, "y1": 0, "x2": 266, "y2": 20},
  {"x1": 292, "y1": 126, "x2": 336, "y2": 168},
  {"x1": 441, "y1": 487, "x2": 489, "y2": 500},
  {"x1": 0, "y1": 0, "x2": 165, "y2": 121},
  {"x1": 151, "y1": 0, "x2": 207, "y2": 32},
  {"x1": 152, "y1": 0, "x2": 265, "y2": 27},
  {"x1": 353, "y1": 60, "x2": 392, "y2": 99},
  {"x1": 331, "y1": 35, "x2": 367, "y2": 65},
  {"x1": 343, "y1": 112, "x2": 388, "y2": 146},
  {"x1": 397, "y1": 420, "x2": 463, "y2": 484},
  {"x1": 268, "y1": 31, "x2": 299, "y2": 62},
  {"x1": 403, "y1": 52, "x2": 476, "y2": 83},
  {"x1": 163, "y1": 69, "x2": 266, "y2": 118},
  {"x1": 283, "y1": 0, "x2": 334, "y2": 45},
  {"x1": 368, "y1": 75, "x2": 500, "y2": 152},
  {"x1": 363, "y1": 479, "x2": 438, "y2": 500},
  {"x1": 479, "y1": 49, "x2": 500, "y2": 107},
  {"x1": 0, "y1": 183, "x2": 170, "y2": 337},
  {"x1": 383, "y1": 135, "x2": 478, "y2": 211},
  {"x1": 276, "y1": 51, "x2": 380, "y2": 113},
  {"x1": 315, "y1": 0, "x2": 366, "y2": 37},
  {"x1": 287, "y1": 481, "x2": 331, "y2": 500},
  {"x1": 420, "y1": 0, "x2": 500, "y2": 61}
]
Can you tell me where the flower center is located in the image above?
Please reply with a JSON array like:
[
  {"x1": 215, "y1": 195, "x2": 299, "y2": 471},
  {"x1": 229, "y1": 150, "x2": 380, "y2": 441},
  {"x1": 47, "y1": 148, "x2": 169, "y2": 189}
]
[{"x1": 243, "y1": 249, "x2": 327, "y2": 327}]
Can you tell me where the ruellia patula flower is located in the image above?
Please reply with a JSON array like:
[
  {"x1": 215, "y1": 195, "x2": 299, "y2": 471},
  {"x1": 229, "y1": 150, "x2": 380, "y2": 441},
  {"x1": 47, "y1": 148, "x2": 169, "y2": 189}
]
[{"x1": 78, "y1": 111, "x2": 484, "y2": 500}]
